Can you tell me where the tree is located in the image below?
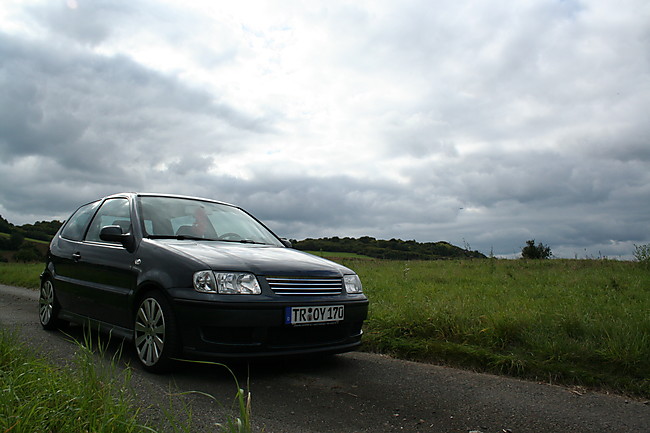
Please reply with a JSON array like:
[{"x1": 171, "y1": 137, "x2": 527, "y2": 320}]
[
  {"x1": 14, "y1": 244, "x2": 43, "y2": 262},
  {"x1": 633, "y1": 243, "x2": 650, "y2": 267},
  {"x1": 8, "y1": 232, "x2": 24, "y2": 250},
  {"x1": 521, "y1": 239, "x2": 552, "y2": 259},
  {"x1": 0, "y1": 215, "x2": 12, "y2": 234}
]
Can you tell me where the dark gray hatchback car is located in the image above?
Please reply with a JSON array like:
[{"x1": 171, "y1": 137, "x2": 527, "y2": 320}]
[{"x1": 39, "y1": 193, "x2": 368, "y2": 372}]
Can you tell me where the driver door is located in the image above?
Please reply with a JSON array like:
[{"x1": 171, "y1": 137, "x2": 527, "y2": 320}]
[{"x1": 75, "y1": 198, "x2": 138, "y2": 327}]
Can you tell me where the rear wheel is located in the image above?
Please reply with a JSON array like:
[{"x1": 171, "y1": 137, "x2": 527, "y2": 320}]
[
  {"x1": 39, "y1": 279, "x2": 64, "y2": 330},
  {"x1": 133, "y1": 291, "x2": 180, "y2": 373}
]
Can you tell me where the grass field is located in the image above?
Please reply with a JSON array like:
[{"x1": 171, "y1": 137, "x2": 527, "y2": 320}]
[
  {"x1": 0, "y1": 262, "x2": 42, "y2": 288},
  {"x1": 1, "y1": 258, "x2": 648, "y2": 397},
  {"x1": 335, "y1": 257, "x2": 650, "y2": 397}
]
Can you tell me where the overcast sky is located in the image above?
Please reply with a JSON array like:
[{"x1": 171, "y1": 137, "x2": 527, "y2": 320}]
[{"x1": 1, "y1": 0, "x2": 648, "y2": 259}]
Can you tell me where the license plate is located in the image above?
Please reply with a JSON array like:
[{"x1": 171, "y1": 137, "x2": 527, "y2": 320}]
[{"x1": 285, "y1": 305, "x2": 344, "y2": 325}]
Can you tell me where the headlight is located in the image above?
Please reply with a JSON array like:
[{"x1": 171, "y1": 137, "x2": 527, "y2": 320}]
[
  {"x1": 344, "y1": 274, "x2": 363, "y2": 294},
  {"x1": 193, "y1": 270, "x2": 217, "y2": 293},
  {"x1": 193, "y1": 271, "x2": 261, "y2": 294},
  {"x1": 215, "y1": 272, "x2": 261, "y2": 294}
]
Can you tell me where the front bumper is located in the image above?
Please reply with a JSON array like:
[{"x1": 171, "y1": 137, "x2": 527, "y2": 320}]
[{"x1": 171, "y1": 294, "x2": 369, "y2": 359}]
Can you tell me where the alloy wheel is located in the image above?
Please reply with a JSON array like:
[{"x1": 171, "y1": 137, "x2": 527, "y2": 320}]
[
  {"x1": 39, "y1": 280, "x2": 54, "y2": 326},
  {"x1": 134, "y1": 297, "x2": 166, "y2": 367}
]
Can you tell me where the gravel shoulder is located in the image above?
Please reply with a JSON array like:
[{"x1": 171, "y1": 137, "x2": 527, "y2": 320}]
[{"x1": 1, "y1": 284, "x2": 648, "y2": 433}]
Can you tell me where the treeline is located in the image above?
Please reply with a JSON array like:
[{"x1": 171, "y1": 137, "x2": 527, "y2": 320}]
[
  {"x1": 292, "y1": 236, "x2": 486, "y2": 260},
  {"x1": 0, "y1": 215, "x2": 62, "y2": 262},
  {"x1": 0, "y1": 215, "x2": 62, "y2": 242},
  {"x1": 1, "y1": 214, "x2": 486, "y2": 262}
]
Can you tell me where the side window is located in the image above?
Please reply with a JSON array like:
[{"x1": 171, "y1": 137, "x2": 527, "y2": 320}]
[
  {"x1": 60, "y1": 201, "x2": 101, "y2": 241},
  {"x1": 85, "y1": 198, "x2": 132, "y2": 243}
]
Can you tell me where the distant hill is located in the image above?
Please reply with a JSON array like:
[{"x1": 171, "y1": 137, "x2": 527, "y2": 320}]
[
  {"x1": 1, "y1": 214, "x2": 486, "y2": 261},
  {"x1": 0, "y1": 215, "x2": 62, "y2": 262},
  {"x1": 0, "y1": 215, "x2": 62, "y2": 241},
  {"x1": 292, "y1": 236, "x2": 486, "y2": 260}
]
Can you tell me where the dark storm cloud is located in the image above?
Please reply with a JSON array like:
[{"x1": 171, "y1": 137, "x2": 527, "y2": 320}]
[
  {"x1": 0, "y1": 32, "x2": 268, "y2": 158},
  {"x1": 378, "y1": 137, "x2": 650, "y2": 258},
  {"x1": 165, "y1": 173, "x2": 467, "y2": 243},
  {"x1": 141, "y1": 171, "x2": 411, "y2": 230},
  {"x1": 0, "y1": 26, "x2": 270, "y2": 221}
]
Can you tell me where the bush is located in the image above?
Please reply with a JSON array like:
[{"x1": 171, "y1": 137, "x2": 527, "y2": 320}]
[
  {"x1": 8, "y1": 233, "x2": 24, "y2": 250},
  {"x1": 13, "y1": 245, "x2": 43, "y2": 262},
  {"x1": 23, "y1": 230, "x2": 51, "y2": 242},
  {"x1": 521, "y1": 239, "x2": 552, "y2": 259}
]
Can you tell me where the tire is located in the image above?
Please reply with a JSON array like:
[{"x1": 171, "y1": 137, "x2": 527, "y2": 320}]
[
  {"x1": 133, "y1": 291, "x2": 180, "y2": 373},
  {"x1": 39, "y1": 279, "x2": 64, "y2": 330}
]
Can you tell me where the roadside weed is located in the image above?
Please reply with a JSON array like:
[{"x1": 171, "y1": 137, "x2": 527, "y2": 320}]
[
  {"x1": 171, "y1": 359, "x2": 253, "y2": 433},
  {"x1": 0, "y1": 327, "x2": 151, "y2": 433}
]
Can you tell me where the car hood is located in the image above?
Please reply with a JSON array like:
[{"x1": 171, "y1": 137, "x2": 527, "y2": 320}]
[{"x1": 156, "y1": 240, "x2": 353, "y2": 276}]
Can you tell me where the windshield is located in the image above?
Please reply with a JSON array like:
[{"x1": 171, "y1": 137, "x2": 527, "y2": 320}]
[{"x1": 138, "y1": 196, "x2": 283, "y2": 246}]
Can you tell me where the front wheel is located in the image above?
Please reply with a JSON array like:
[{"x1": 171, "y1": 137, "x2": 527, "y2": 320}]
[{"x1": 133, "y1": 292, "x2": 180, "y2": 373}]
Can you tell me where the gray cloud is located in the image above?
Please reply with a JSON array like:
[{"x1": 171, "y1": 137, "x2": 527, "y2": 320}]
[
  {"x1": 0, "y1": 0, "x2": 648, "y2": 260},
  {"x1": 0, "y1": 29, "x2": 269, "y2": 172}
]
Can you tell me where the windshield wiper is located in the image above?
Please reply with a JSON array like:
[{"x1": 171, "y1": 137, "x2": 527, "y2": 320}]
[
  {"x1": 239, "y1": 239, "x2": 266, "y2": 244},
  {"x1": 218, "y1": 238, "x2": 267, "y2": 245}
]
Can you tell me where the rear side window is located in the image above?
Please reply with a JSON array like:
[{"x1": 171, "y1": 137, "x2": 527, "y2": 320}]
[{"x1": 60, "y1": 201, "x2": 101, "y2": 241}]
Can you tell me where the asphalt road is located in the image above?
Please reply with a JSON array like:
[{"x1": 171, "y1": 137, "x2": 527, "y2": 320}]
[{"x1": 1, "y1": 283, "x2": 648, "y2": 433}]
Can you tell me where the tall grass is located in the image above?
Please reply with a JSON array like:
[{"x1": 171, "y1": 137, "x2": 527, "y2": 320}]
[
  {"x1": 0, "y1": 327, "x2": 154, "y2": 433},
  {"x1": 0, "y1": 262, "x2": 42, "y2": 288},
  {"x1": 0, "y1": 327, "x2": 254, "y2": 433},
  {"x1": 173, "y1": 360, "x2": 253, "y2": 433},
  {"x1": 338, "y1": 258, "x2": 650, "y2": 397}
]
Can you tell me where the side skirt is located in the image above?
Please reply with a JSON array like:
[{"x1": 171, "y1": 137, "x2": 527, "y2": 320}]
[{"x1": 58, "y1": 309, "x2": 133, "y2": 341}]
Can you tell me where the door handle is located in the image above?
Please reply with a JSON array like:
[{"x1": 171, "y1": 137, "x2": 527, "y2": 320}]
[{"x1": 72, "y1": 252, "x2": 81, "y2": 261}]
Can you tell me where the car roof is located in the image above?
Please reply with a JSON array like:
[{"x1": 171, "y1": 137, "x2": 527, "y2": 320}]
[{"x1": 104, "y1": 192, "x2": 238, "y2": 208}]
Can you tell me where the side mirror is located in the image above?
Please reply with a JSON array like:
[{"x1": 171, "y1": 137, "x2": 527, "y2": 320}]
[
  {"x1": 100, "y1": 225, "x2": 136, "y2": 251},
  {"x1": 280, "y1": 238, "x2": 292, "y2": 248}
]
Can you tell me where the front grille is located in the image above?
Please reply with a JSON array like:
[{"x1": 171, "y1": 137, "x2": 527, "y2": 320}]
[{"x1": 266, "y1": 276, "x2": 343, "y2": 296}]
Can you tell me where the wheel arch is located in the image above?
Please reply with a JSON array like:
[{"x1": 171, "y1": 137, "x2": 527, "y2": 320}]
[
  {"x1": 131, "y1": 281, "x2": 171, "y2": 316},
  {"x1": 40, "y1": 262, "x2": 56, "y2": 284},
  {"x1": 131, "y1": 265, "x2": 191, "y2": 318}
]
